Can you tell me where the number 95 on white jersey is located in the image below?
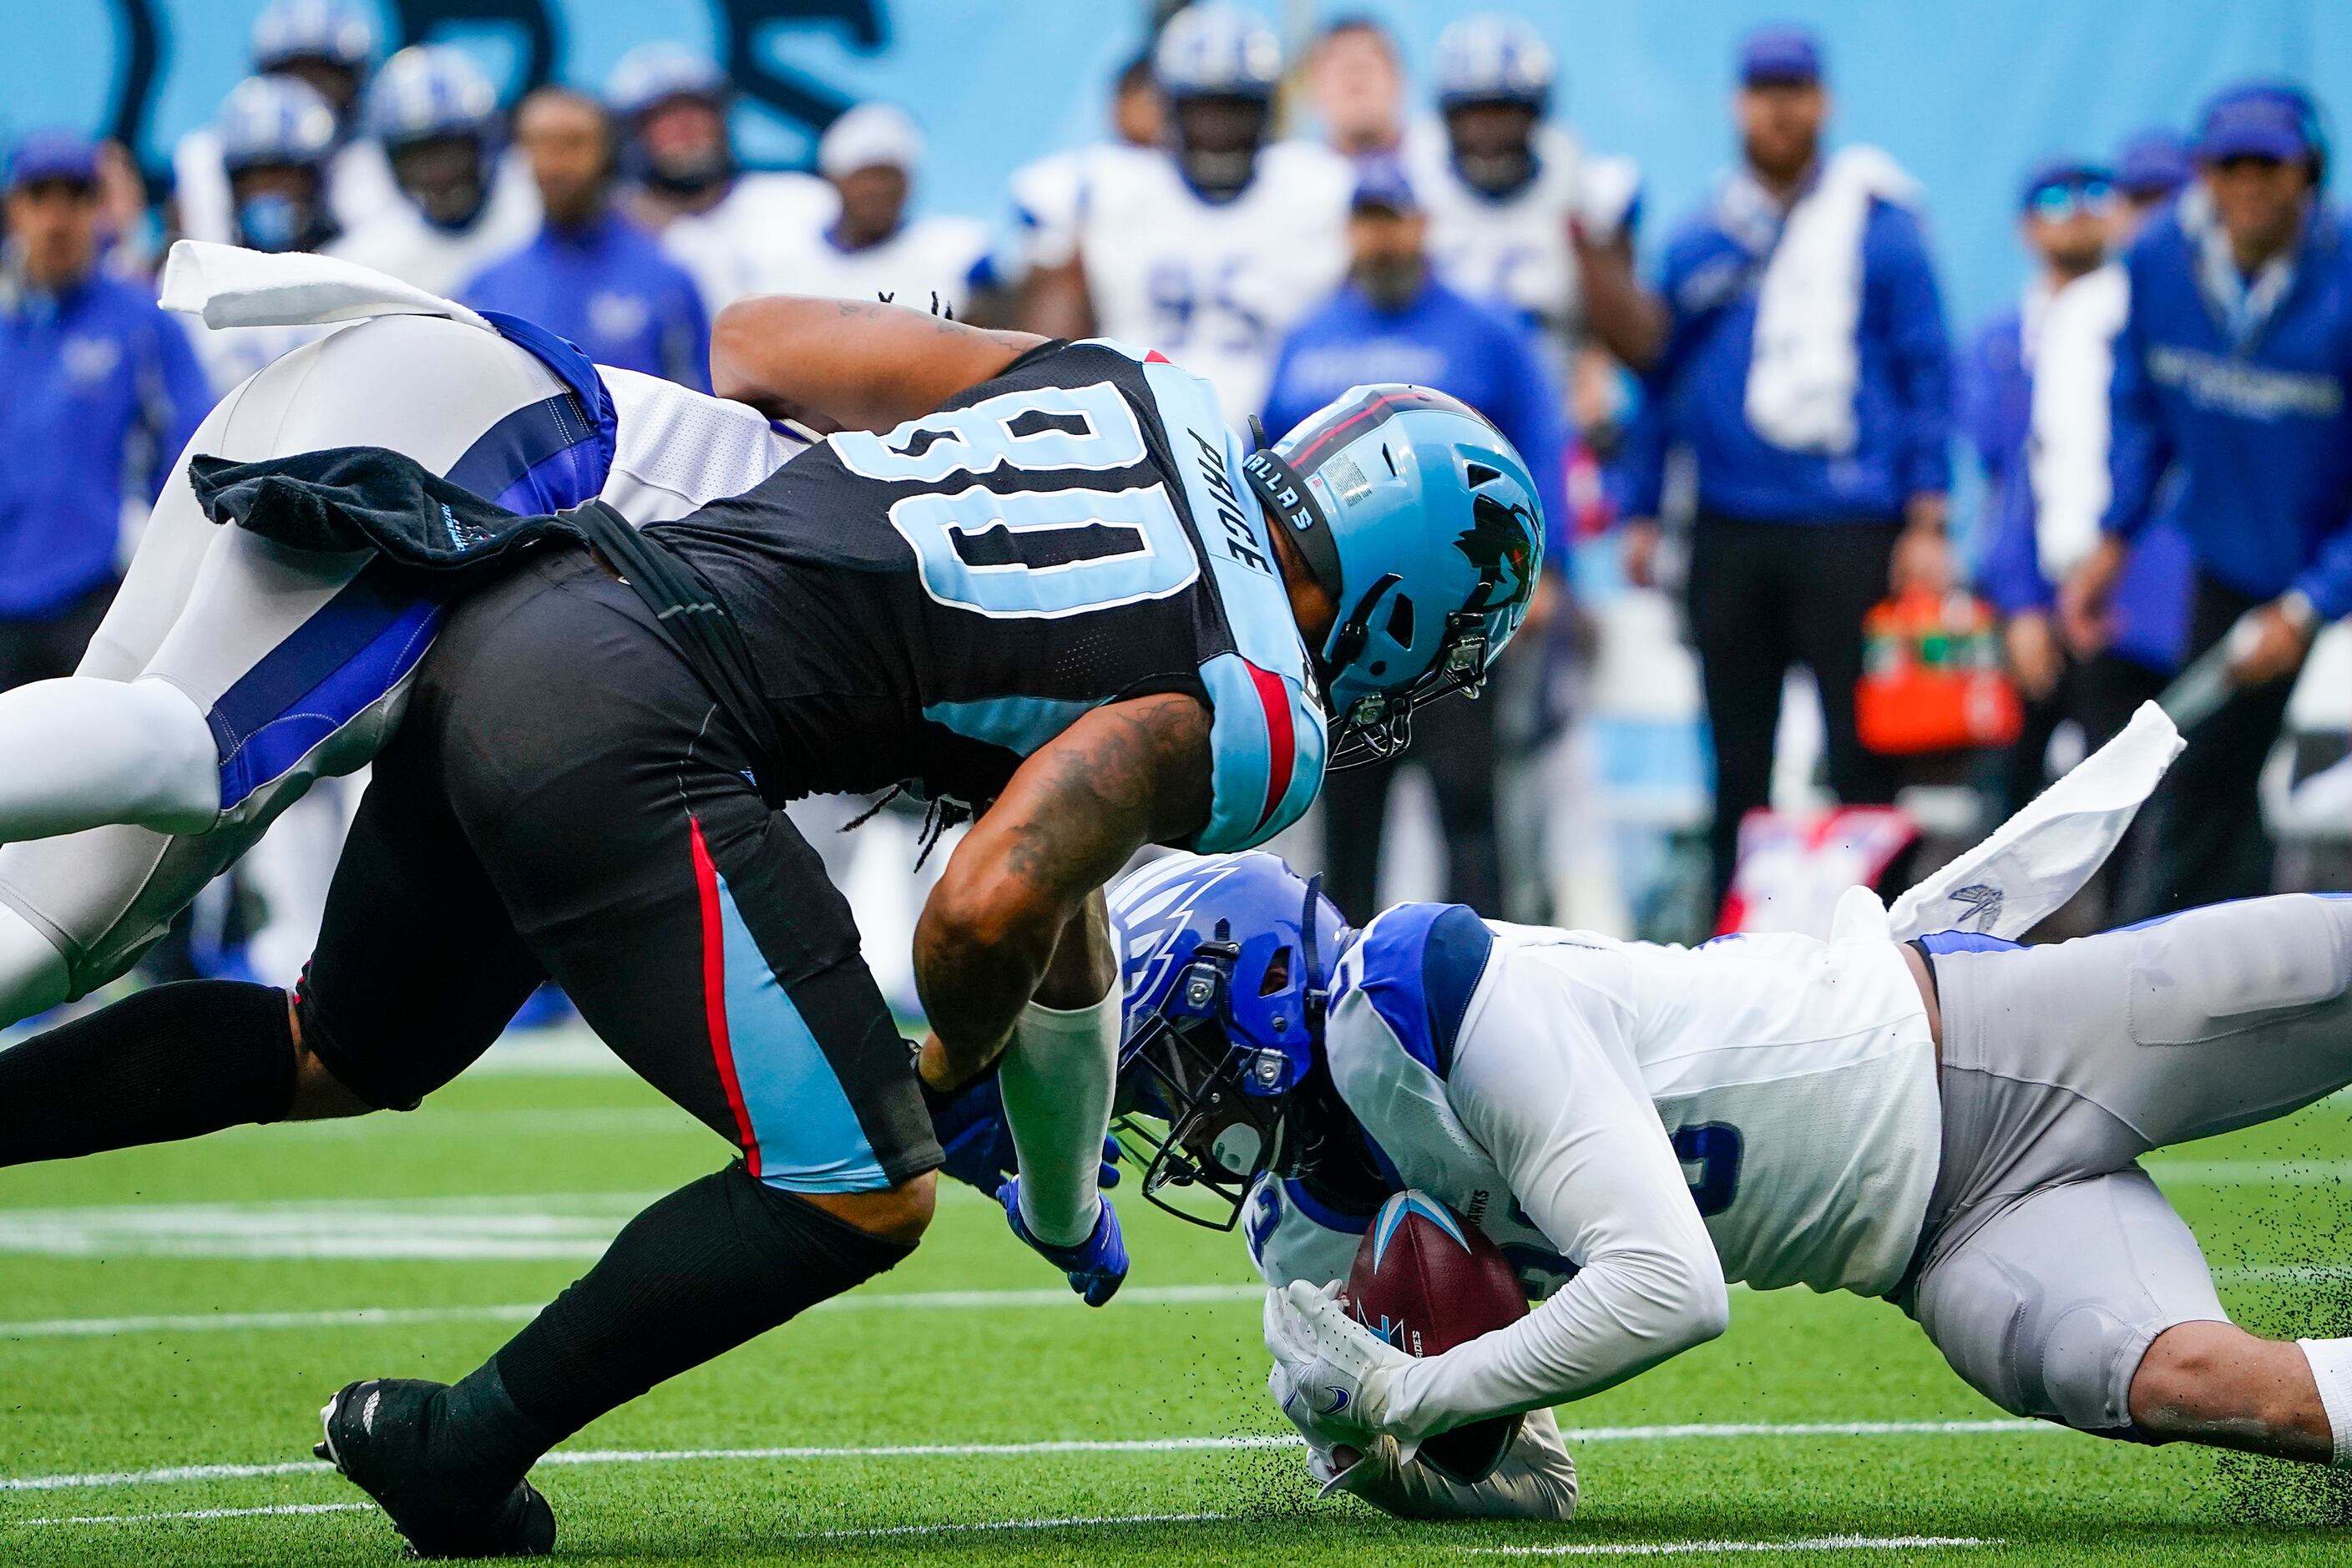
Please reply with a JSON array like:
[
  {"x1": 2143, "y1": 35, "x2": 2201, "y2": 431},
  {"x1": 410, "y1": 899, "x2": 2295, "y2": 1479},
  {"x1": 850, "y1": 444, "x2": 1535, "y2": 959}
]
[{"x1": 1076, "y1": 142, "x2": 1352, "y2": 428}]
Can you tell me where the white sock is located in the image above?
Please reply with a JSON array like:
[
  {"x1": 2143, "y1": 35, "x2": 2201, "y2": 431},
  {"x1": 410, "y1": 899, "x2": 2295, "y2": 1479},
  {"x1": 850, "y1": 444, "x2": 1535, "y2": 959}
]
[
  {"x1": 2298, "y1": 1338, "x2": 2352, "y2": 1466},
  {"x1": 999, "y1": 990, "x2": 1120, "y2": 1247},
  {"x1": 0, "y1": 677, "x2": 220, "y2": 842},
  {"x1": 0, "y1": 903, "x2": 72, "y2": 1024}
]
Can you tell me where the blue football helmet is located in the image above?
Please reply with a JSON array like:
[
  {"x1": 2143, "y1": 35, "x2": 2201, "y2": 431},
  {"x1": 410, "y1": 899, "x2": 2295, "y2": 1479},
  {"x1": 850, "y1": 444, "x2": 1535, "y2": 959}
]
[
  {"x1": 250, "y1": 0, "x2": 376, "y2": 74},
  {"x1": 1434, "y1": 13, "x2": 1557, "y2": 112},
  {"x1": 604, "y1": 42, "x2": 731, "y2": 121},
  {"x1": 219, "y1": 74, "x2": 340, "y2": 174},
  {"x1": 363, "y1": 43, "x2": 498, "y2": 151},
  {"x1": 1108, "y1": 852, "x2": 1348, "y2": 1229},
  {"x1": 1242, "y1": 387, "x2": 1546, "y2": 768}
]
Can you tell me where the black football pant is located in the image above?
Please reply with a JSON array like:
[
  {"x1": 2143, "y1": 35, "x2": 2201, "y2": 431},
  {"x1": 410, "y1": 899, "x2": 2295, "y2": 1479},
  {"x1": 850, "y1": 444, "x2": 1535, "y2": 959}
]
[
  {"x1": 2116, "y1": 574, "x2": 2304, "y2": 921},
  {"x1": 1686, "y1": 514, "x2": 1900, "y2": 908},
  {"x1": 1319, "y1": 688, "x2": 1503, "y2": 923}
]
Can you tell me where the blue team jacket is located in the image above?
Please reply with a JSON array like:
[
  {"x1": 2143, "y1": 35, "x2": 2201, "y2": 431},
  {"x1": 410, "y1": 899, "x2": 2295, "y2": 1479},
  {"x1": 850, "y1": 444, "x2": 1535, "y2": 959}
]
[
  {"x1": 1965, "y1": 304, "x2": 2190, "y2": 673},
  {"x1": 0, "y1": 267, "x2": 212, "y2": 618},
  {"x1": 462, "y1": 211, "x2": 711, "y2": 392},
  {"x1": 1262, "y1": 276, "x2": 1570, "y2": 569},
  {"x1": 2106, "y1": 200, "x2": 2352, "y2": 619},
  {"x1": 1613, "y1": 187, "x2": 1953, "y2": 524}
]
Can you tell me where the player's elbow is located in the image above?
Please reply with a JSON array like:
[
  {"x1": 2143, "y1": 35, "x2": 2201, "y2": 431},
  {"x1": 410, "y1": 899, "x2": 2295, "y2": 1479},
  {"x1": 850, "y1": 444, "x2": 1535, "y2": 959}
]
[
  {"x1": 708, "y1": 299, "x2": 796, "y2": 415},
  {"x1": 1667, "y1": 1261, "x2": 1732, "y2": 1350},
  {"x1": 916, "y1": 863, "x2": 1059, "y2": 979},
  {"x1": 1616, "y1": 1244, "x2": 1729, "y2": 1355}
]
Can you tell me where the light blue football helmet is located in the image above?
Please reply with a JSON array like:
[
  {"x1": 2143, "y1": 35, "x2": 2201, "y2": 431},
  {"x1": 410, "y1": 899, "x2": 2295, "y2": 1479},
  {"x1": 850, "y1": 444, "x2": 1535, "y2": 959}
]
[
  {"x1": 250, "y1": 0, "x2": 376, "y2": 74},
  {"x1": 1152, "y1": 3, "x2": 1283, "y2": 102},
  {"x1": 1242, "y1": 387, "x2": 1546, "y2": 768},
  {"x1": 604, "y1": 42, "x2": 731, "y2": 120},
  {"x1": 363, "y1": 43, "x2": 498, "y2": 150},
  {"x1": 1434, "y1": 13, "x2": 1557, "y2": 112},
  {"x1": 219, "y1": 75, "x2": 340, "y2": 173},
  {"x1": 1107, "y1": 851, "x2": 1348, "y2": 1229}
]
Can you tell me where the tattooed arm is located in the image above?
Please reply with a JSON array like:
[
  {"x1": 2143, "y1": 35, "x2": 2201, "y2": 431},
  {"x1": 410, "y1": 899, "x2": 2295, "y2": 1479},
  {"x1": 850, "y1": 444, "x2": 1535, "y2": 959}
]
[
  {"x1": 708, "y1": 294, "x2": 1046, "y2": 435},
  {"x1": 913, "y1": 692, "x2": 1213, "y2": 1090}
]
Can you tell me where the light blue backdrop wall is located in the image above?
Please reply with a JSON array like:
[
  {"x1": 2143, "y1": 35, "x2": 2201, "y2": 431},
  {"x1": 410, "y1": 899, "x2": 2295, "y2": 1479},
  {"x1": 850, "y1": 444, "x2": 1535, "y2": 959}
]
[{"x1": 4, "y1": 0, "x2": 2349, "y2": 331}]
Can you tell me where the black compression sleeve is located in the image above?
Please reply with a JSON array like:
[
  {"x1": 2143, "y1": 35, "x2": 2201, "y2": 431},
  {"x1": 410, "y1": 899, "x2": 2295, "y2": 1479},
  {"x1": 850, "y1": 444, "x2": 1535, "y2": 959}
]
[
  {"x1": 445, "y1": 1163, "x2": 914, "y2": 1472},
  {"x1": 0, "y1": 980, "x2": 297, "y2": 1167}
]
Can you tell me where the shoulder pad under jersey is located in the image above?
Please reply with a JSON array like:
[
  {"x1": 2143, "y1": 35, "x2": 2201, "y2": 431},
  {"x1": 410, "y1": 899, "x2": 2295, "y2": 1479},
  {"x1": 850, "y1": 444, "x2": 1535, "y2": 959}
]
[
  {"x1": 1343, "y1": 902, "x2": 1497, "y2": 1080},
  {"x1": 1084, "y1": 338, "x2": 1328, "y2": 852}
]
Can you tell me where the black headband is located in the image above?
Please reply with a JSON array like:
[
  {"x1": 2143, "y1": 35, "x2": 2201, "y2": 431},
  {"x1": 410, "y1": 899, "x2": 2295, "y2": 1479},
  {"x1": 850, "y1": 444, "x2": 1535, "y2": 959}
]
[{"x1": 1241, "y1": 418, "x2": 1345, "y2": 601}]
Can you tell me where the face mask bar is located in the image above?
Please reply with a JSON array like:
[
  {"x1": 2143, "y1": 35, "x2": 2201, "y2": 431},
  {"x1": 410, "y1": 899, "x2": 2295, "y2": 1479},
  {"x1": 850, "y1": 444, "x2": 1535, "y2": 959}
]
[{"x1": 1326, "y1": 609, "x2": 1495, "y2": 771}]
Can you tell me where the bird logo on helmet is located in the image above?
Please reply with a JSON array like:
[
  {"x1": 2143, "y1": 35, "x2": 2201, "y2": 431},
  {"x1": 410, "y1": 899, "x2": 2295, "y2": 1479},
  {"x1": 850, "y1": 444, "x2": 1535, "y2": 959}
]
[
  {"x1": 1242, "y1": 385, "x2": 1546, "y2": 768},
  {"x1": 1106, "y1": 851, "x2": 1350, "y2": 1229},
  {"x1": 1153, "y1": 3, "x2": 1284, "y2": 203},
  {"x1": 250, "y1": 0, "x2": 377, "y2": 75}
]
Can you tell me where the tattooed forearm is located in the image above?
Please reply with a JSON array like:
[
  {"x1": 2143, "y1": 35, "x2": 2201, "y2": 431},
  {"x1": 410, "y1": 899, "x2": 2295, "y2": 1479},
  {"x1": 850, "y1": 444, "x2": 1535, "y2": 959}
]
[{"x1": 913, "y1": 694, "x2": 1212, "y2": 1085}]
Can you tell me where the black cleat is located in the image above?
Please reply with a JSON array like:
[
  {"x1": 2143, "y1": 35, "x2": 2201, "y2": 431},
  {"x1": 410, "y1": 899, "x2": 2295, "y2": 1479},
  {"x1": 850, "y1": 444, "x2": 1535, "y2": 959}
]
[{"x1": 316, "y1": 1378, "x2": 556, "y2": 1558}]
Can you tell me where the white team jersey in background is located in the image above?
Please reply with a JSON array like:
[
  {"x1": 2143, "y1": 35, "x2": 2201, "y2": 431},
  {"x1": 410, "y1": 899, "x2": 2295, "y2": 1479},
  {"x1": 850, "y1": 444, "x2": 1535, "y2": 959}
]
[
  {"x1": 1247, "y1": 914, "x2": 1939, "y2": 1304},
  {"x1": 599, "y1": 364, "x2": 807, "y2": 519},
  {"x1": 751, "y1": 215, "x2": 994, "y2": 317},
  {"x1": 1075, "y1": 141, "x2": 1351, "y2": 427},
  {"x1": 1404, "y1": 120, "x2": 1639, "y2": 352},
  {"x1": 325, "y1": 147, "x2": 541, "y2": 297},
  {"x1": 658, "y1": 172, "x2": 839, "y2": 317}
]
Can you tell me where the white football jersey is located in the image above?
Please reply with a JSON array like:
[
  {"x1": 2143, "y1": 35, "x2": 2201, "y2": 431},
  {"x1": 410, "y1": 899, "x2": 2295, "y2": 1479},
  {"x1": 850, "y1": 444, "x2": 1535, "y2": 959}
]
[
  {"x1": 1247, "y1": 907, "x2": 1939, "y2": 1303},
  {"x1": 658, "y1": 171, "x2": 839, "y2": 316},
  {"x1": 1404, "y1": 119, "x2": 1639, "y2": 346},
  {"x1": 750, "y1": 214, "x2": 994, "y2": 317},
  {"x1": 1075, "y1": 140, "x2": 1351, "y2": 427},
  {"x1": 325, "y1": 146, "x2": 540, "y2": 298},
  {"x1": 599, "y1": 364, "x2": 807, "y2": 521}
]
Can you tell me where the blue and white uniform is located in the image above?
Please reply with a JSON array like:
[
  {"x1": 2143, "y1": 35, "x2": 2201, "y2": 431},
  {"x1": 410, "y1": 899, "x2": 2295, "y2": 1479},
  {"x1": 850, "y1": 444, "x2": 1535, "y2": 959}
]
[{"x1": 0, "y1": 267, "x2": 802, "y2": 1008}]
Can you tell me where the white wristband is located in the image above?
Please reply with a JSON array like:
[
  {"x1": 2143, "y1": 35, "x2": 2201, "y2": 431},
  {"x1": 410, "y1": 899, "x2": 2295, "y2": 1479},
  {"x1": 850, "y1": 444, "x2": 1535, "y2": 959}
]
[
  {"x1": 2299, "y1": 1338, "x2": 2352, "y2": 1467},
  {"x1": 999, "y1": 990, "x2": 1120, "y2": 1247}
]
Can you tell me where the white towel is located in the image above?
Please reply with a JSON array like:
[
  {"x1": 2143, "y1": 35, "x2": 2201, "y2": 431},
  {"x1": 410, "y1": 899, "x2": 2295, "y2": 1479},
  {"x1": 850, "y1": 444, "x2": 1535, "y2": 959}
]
[
  {"x1": 1743, "y1": 145, "x2": 1920, "y2": 455},
  {"x1": 158, "y1": 240, "x2": 494, "y2": 334},
  {"x1": 2029, "y1": 263, "x2": 2129, "y2": 582},
  {"x1": 1882, "y1": 701, "x2": 2184, "y2": 942}
]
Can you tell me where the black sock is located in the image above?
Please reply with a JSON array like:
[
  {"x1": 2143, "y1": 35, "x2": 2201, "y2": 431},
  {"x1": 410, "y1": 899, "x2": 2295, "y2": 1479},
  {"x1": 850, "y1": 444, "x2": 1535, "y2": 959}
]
[
  {"x1": 0, "y1": 981, "x2": 296, "y2": 1166},
  {"x1": 445, "y1": 1163, "x2": 914, "y2": 1473}
]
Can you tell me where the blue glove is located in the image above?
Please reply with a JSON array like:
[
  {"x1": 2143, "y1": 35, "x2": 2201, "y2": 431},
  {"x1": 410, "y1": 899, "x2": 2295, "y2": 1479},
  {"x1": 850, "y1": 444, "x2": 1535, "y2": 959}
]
[
  {"x1": 999, "y1": 1177, "x2": 1128, "y2": 1307},
  {"x1": 928, "y1": 1073, "x2": 1120, "y2": 1194}
]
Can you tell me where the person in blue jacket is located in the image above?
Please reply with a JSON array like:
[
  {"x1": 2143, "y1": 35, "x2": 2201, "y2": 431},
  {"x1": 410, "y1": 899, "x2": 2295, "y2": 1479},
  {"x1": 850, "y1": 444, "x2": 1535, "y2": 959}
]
[
  {"x1": 463, "y1": 88, "x2": 709, "y2": 391},
  {"x1": 1612, "y1": 25, "x2": 1954, "y2": 907},
  {"x1": 0, "y1": 131, "x2": 211, "y2": 692},
  {"x1": 1969, "y1": 151, "x2": 2193, "y2": 822},
  {"x1": 2062, "y1": 84, "x2": 2352, "y2": 917},
  {"x1": 1262, "y1": 156, "x2": 1568, "y2": 923}
]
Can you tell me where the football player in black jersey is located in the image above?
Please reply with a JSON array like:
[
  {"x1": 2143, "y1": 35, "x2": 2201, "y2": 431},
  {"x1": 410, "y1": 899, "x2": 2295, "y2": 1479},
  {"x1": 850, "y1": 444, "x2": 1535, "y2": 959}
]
[{"x1": 0, "y1": 293, "x2": 1545, "y2": 1555}]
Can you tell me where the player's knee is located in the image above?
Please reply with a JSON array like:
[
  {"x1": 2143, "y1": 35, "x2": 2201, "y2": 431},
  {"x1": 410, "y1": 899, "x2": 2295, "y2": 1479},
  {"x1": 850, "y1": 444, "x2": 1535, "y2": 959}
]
[
  {"x1": 797, "y1": 1170, "x2": 937, "y2": 1247},
  {"x1": 287, "y1": 989, "x2": 416, "y2": 1119}
]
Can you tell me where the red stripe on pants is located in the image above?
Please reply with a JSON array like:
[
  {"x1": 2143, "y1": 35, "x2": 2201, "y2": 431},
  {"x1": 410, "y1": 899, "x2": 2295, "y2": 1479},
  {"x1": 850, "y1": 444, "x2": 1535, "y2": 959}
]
[{"x1": 690, "y1": 816, "x2": 760, "y2": 1177}]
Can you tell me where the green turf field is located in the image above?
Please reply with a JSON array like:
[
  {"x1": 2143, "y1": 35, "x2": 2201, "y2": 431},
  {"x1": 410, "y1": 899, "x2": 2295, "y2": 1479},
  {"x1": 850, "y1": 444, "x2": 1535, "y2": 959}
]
[{"x1": 5, "y1": 1031, "x2": 2352, "y2": 1566}]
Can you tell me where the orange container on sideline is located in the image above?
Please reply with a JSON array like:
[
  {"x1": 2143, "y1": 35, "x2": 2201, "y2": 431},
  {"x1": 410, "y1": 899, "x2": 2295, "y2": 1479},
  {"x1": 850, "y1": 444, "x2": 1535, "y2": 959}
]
[{"x1": 1855, "y1": 589, "x2": 2023, "y2": 756}]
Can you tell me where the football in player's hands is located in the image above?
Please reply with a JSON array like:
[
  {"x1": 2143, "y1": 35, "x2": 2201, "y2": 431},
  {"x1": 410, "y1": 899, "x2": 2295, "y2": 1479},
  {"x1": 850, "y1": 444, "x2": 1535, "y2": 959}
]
[{"x1": 1344, "y1": 1191, "x2": 1529, "y2": 1485}]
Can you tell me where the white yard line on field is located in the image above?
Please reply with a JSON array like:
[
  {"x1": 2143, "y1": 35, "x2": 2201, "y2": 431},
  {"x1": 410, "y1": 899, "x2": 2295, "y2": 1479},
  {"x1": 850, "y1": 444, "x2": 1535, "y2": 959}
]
[
  {"x1": 13, "y1": 1502, "x2": 372, "y2": 1528},
  {"x1": 0, "y1": 1282, "x2": 1265, "y2": 1340},
  {"x1": 0, "y1": 1422, "x2": 2056, "y2": 1497},
  {"x1": 1462, "y1": 1538, "x2": 1999, "y2": 1557}
]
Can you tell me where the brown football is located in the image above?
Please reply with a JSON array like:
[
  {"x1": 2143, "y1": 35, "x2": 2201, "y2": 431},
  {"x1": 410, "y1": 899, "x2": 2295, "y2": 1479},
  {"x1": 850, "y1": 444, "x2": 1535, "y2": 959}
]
[{"x1": 1343, "y1": 1190, "x2": 1530, "y2": 1484}]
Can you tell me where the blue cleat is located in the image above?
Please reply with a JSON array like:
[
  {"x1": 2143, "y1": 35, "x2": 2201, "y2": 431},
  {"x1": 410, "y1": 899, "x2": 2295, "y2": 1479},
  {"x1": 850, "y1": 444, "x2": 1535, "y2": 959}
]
[{"x1": 999, "y1": 1177, "x2": 1128, "y2": 1306}]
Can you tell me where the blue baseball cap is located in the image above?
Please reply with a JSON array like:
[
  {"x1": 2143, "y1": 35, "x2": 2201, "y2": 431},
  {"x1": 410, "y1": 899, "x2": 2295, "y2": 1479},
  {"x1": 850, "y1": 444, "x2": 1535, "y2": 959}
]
[
  {"x1": 2019, "y1": 158, "x2": 2112, "y2": 215},
  {"x1": 1350, "y1": 155, "x2": 1419, "y2": 214},
  {"x1": 2114, "y1": 129, "x2": 2192, "y2": 198},
  {"x1": 1739, "y1": 24, "x2": 1822, "y2": 87},
  {"x1": 2197, "y1": 85, "x2": 2314, "y2": 164},
  {"x1": 7, "y1": 130, "x2": 100, "y2": 192}
]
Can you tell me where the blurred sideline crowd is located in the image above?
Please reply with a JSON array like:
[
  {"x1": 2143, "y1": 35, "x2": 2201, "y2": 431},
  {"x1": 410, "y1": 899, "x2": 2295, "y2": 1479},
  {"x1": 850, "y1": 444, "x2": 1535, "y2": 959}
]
[{"x1": 3, "y1": 1, "x2": 2349, "y2": 1011}]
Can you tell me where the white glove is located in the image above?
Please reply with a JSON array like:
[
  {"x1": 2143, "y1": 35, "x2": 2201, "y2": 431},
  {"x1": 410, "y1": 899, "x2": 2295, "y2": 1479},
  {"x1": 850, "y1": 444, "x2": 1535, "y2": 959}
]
[
  {"x1": 1262, "y1": 1280, "x2": 1415, "y2": 1442},
  {"x1": 1322, "y1": 1410, "x2": 1581, "y2": 1522}
]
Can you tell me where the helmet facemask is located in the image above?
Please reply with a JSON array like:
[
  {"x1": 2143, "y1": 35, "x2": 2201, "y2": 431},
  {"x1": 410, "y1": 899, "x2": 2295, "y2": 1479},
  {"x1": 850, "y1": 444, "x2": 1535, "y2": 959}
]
[{"x1": 1114, "y1": 883, "x2": 1332, "y2": 1230}]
